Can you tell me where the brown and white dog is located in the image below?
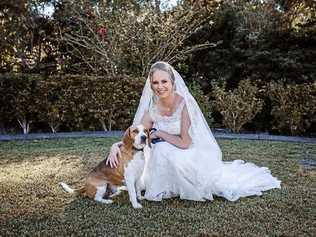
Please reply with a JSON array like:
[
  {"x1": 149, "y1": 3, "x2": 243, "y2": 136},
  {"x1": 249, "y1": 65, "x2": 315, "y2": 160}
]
[{"x1": 59, "y1": 124, "x2": 151, "y2": 209}]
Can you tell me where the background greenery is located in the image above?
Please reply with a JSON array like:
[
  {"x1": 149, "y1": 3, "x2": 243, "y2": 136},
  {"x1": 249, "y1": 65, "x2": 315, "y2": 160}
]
[
  {"x1": 0, "y1": 137, "x2": 315, "y2": 236},
  {"x1": 0, "y1": 0, "x2": 315, "y2": 135}
]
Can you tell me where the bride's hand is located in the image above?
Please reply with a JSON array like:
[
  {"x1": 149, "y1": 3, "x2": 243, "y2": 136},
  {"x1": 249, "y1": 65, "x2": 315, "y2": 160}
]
[
  {"x1": 150, "y1": 129, "x2": 161, "y2": 139},
  {"x1": 150, "y1": 131, "x2": 158, "y2": 139},
  {"x1": 106, "y1": 142, "x2": 122, "y2": 168}
]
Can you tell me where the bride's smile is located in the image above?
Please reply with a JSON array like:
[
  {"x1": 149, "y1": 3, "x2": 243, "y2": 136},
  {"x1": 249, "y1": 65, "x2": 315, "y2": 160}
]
[
  {"x1": 108, "y1": 61, "x2": 281, "y2": 203},
  {"x1": 151, "y1": 70, "x2": 174, "y2": 99}
]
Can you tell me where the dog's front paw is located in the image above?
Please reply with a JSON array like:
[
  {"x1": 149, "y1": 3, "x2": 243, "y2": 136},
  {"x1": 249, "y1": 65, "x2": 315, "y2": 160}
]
[
  {"x1": 132, "y1": 202, "x2": 143, "y2": 209},
  {"x1": 138, "y1": 195, "x2": 145, "y2": 200}
]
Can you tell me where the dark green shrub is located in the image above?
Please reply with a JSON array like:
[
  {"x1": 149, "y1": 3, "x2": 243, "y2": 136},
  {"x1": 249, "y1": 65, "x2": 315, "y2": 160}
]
[
  {"x1": 212, "y1": 79, "x2": 264, "y2": 133},
  {"x1": 188, "y1": 81, "x2": 214, "y2": 126},
  {"x1": 0, "y1": 73, "x2": 42, "y2": 134},
  {"x1": 268, "y1": 82, "x2": 316, "y2": 135},
  {"x1": 0, "y1": 73, "x2": 145, "y2": 133}
]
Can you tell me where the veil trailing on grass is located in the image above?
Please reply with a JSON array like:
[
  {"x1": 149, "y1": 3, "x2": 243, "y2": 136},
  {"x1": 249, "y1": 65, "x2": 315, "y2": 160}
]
[{"x1": 133, "y1": 61, "x2": 281, "y2": 202}]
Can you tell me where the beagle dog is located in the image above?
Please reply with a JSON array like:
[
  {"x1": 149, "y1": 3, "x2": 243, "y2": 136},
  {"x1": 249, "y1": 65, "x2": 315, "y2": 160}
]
[{"x1": 60, "y1": 124, "x2": 151, "y2": 209}]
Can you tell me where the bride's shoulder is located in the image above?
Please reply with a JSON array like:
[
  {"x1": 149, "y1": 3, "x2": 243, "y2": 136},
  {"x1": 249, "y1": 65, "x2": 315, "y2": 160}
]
[
  {"x1": 176, "y1": 94, "x2": 185, "y2": 107},
  {"x1": 175, "y1": 94, "x2": 185, "y2": 104},
  {"x1": 174, "y1": 96, "x2": 186, "y2": 115},
  {"x1": 148, "y1": 100, "x2": 159, "y2": 121}
]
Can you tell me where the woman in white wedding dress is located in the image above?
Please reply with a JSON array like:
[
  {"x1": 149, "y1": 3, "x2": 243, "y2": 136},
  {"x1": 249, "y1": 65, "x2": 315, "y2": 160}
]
[{"x1": 107, "y1": 61, "x2": 281, "y2": 202}]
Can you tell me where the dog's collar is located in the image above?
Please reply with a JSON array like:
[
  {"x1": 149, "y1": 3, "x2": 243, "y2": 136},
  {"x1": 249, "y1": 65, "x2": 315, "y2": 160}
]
[{"x1": 133, "y1": 146, "x2": 144, "y2": 152}]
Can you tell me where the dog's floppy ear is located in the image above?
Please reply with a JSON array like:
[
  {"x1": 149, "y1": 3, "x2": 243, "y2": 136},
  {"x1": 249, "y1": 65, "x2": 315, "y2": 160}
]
[
  {"x1": 123, "y1": 126, "x2": 133, "y2": 148},
  {"x1": 146, "y1": 129, "x2": 152, "y2": 148}
]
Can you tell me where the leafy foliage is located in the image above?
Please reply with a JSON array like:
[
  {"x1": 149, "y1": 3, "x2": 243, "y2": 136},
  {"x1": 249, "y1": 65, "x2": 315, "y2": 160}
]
[
  {"x1": 59, "y1": 1, "x2": 219, "y2": 76},
  {"x1": 0, "y1": 73, "x2": 41, "y2": 134},
  {"x1": 82, "y1": 75, "x2": 144, "y2": 131},
  {"x1": 212, "y1": 79, "x2": 264, "y2": 133},
  {"x1": 37, "y1": 77, "x2": 68, "y2": 133},
  {"x1": 0, "y1": 1, "x2": 62, "y2": 74},
  {"x1": 188, "y1": 81, "x2": 214, "y2": 126},
  {"x1": 0, "y1": 73, "x2": 144, "y2": 132},
  {"x1": 0, "y1": 0, "x2": 315, "y2": 135},
  {"x1": 268, "y1": 81, "x2": 316, "y2": 135}
]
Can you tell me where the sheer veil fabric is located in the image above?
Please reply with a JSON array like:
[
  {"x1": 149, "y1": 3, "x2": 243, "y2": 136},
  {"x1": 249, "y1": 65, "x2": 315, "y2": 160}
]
[{"x1": 133, "y1": 62, "x2": 281, "y2": 202}]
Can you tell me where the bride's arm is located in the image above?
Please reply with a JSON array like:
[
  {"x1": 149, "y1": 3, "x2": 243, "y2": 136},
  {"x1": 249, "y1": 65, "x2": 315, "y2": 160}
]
[
  {"x1": 106, "y1": 112, "x2": 152, "y2": 168},
  {"x1": 141, "y1": 111, "x2": 153, "y2": 130},
  {"x1": 155, "y1": 105, "x2": 192, "y2": 149}
]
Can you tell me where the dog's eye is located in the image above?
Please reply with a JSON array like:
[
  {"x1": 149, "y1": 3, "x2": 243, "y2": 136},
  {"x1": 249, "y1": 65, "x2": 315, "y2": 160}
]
[{"x1": 132, "y1": 129, "x2": 139, "y2": 134}]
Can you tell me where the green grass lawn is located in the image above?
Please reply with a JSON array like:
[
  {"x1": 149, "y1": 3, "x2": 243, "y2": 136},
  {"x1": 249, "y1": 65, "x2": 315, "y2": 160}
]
[{"x1": 0, "y1": 138, "x2": 315, "y2": 236}]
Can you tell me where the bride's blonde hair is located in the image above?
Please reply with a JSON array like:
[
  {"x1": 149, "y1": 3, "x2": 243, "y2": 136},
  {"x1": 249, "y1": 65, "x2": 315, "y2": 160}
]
[{"x1": 148, "y1": 61, "x2": 175, "y2": 86}]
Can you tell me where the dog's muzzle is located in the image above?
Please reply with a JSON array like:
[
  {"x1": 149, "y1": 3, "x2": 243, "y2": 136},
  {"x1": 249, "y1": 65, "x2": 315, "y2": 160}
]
[{"x1": 140, "y1": 135, "x2": 147, "y2": 144}]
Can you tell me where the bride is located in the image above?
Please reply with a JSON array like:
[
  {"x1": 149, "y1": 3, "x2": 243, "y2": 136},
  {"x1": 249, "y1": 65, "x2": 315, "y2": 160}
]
[{"x1": 107, "y1": 61, "x2": 281, "y2": 202}]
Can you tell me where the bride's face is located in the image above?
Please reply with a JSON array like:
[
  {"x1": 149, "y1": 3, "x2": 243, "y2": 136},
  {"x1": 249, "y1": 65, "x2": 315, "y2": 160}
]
[{"x1": 151, "y1": 70, "x2": 174, "y2": 99}]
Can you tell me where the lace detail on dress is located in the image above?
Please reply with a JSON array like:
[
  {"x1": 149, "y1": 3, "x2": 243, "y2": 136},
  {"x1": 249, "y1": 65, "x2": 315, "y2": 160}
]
[{"x1": 149, "y1": 99, "x2": 185, "y2": 135}]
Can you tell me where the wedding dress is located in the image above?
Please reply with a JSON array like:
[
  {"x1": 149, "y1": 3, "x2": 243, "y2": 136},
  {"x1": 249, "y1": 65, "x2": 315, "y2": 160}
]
[{"x1": 133, "y1": 62, "x2": 281, "y2": 202}]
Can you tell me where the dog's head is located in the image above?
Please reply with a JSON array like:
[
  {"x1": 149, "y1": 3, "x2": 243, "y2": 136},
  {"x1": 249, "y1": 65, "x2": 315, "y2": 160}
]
[{"x1": 123, "y1": 124, "x2": 151, "y2": 150}]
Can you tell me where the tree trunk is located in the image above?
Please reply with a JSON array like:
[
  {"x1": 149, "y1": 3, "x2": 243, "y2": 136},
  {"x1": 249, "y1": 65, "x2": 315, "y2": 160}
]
[
  {"x1": 18, "y1": 119, "x2": 30, "y2": 134},
  {"x1": 99, "y1": 119, "x2": 108, "y2": 131},
  {"x1": 49, "y1": 122, "x2": 60, "y2": 133},
  {"x1": 155, "y1": 0, "x2": 160, "y2": 13},
  {"x1": 107, "y1": 109, "x2": 113, "y2": 131}
]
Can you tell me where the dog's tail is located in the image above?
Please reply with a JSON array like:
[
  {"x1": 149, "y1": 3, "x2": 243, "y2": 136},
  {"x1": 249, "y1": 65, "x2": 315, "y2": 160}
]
[
  {"x1": 59, "y1": 182, "x2": 75, "y2": 193},
  {"x1": 59, "y1": 182, "x2": 85, "y2": 195}
]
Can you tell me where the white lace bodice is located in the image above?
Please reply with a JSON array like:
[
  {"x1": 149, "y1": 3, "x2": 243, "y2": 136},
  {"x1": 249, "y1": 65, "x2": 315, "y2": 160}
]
[
  {"x1": 133, "y1": 62, "x2": 281, "y2": 203},
  {"x1": 149, "y1": 100, "x2": 185, "y2": 135}
]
